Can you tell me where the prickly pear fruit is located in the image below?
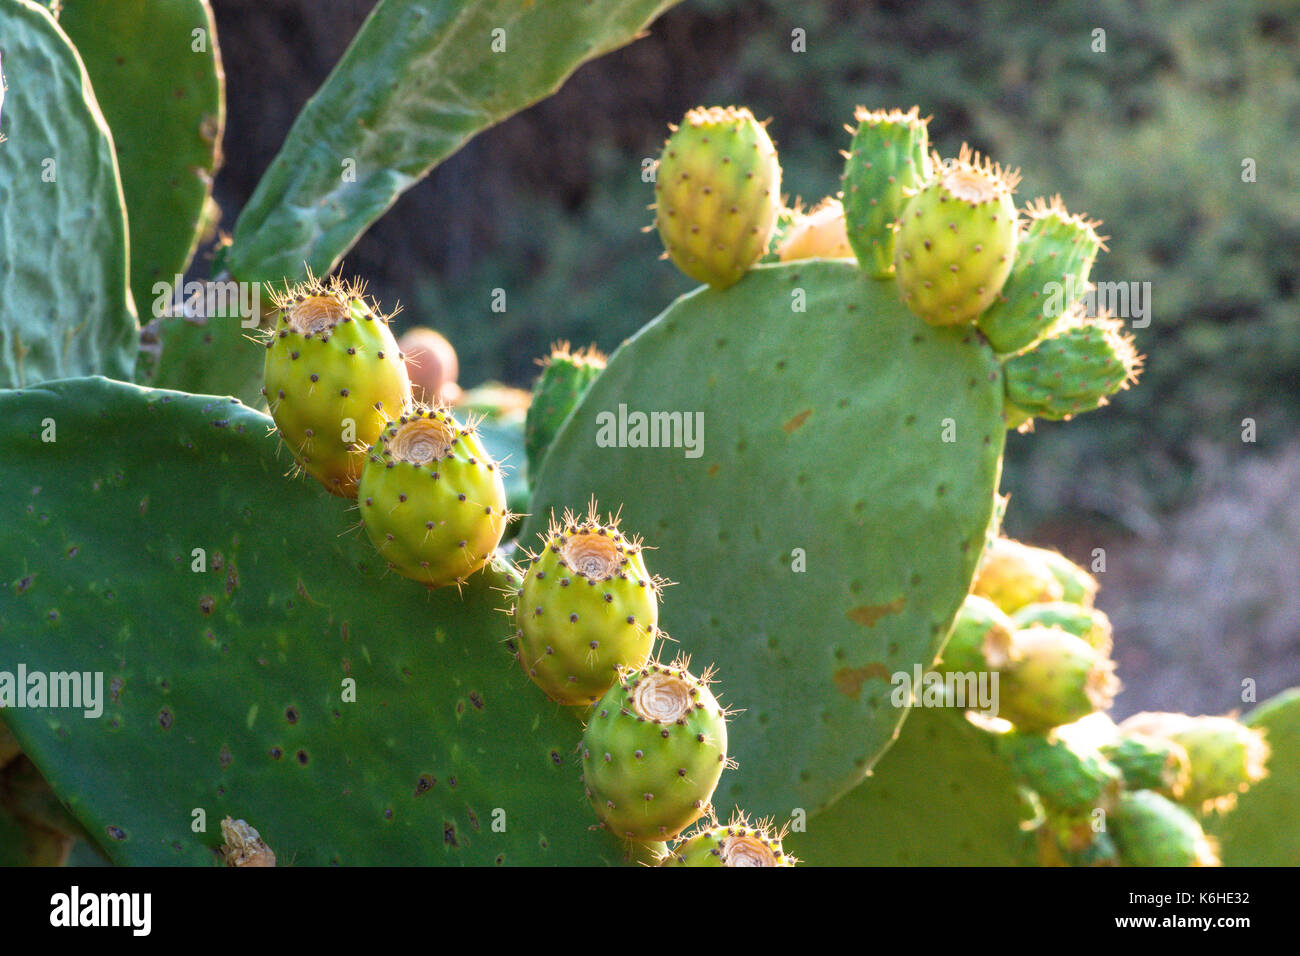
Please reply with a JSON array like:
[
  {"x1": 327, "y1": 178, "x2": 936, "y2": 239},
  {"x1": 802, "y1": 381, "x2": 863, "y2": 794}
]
[
  {"x1": 776, "y1": 197, "x2": 853, "y2": 261},
  {"x1": 997, "y1": 730, "x2": 1121, "y2": 812},
  {"x1": 511, "y1": 504, "x2": 660, "y2": 706},
  {"x1": 357, "y1": 408, "x2": 508, "y2": 587},
  {"x1": 841, "y1": 106, "x2": 932, "y2": 278},
  {"x1": 976, "y1": 196, "x2": 1106, "y2": 354},
  {"x1": 893, "y1": 144, "x2": 1020, "y2": 325},
  {"x1": 1003, "y1": 312, "x2": 1142, "y2": 421},
  {"x1": 581, "y1": 657, "x2": 730, "y2": 841},
  {"x1": 1108, "y1": 790, "x2": 1220, "y2": 867},
  {"x1": 993, "y1": 627, "x2": 1119, "y2": 732},
  {"x1": 1024, "y1": 545, "x2": 1098, "y2": 607},
  {"x1": 398, "y1": 327, "x2": 459, "y2": 405},
  {"x1": 661, "y1": 814, "x2": 796, "y2": 866},
  {"x1": 263, "y1": 276, "x2": 412, "y2": 498},
  {"x1": 1012, "y1": 602, "x2": 1113, "y2": 657},
  {"x1": 524, "y1": 343, "x2": 606, "y2": 487},
  {"x1": 937, "y1": 594, "x2": 1014, "y2": 674},
  {"x1": 654, "y1": 105, "x2": 782, "y2": 288},
  {"x1": 973, "y1": 537, "x2": 1065, "y2": 615},
  {"x1": 1042, "y1": 823, "x2": 1120, "y2": 867},
  {"x1": 1119, "y1": 713, "x2": 1270, "y2": 811},
  {"x1": 1099, "y1": 732, "x2": 1192, "y2": 799}
]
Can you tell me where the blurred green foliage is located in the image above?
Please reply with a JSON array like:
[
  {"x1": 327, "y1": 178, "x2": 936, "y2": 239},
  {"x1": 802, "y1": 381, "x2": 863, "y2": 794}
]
[{"x1": 404, "y1": 0, "x2": 1298, "y2": 525}]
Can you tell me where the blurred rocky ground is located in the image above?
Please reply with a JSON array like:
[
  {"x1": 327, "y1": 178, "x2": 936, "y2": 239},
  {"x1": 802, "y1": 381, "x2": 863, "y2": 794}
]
[{"x1": 207, "y1": 0, "x2": 1300, "y2": 716}]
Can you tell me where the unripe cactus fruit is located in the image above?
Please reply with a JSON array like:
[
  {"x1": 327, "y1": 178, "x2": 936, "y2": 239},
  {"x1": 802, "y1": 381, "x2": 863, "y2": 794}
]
[
  {"x1": 1012, "y1": 602, "x2": 1113, "y2": 657},
  {"x1": 1099, "y1": 732, "x2": 1192, "y2": 799},
  {"x1": 996, "y1": 730, "x2": 1122, "y2": 813},
  {"x1": 1118, "y1": 713, "x2": 1270, "y2": 810},
  {"x1": 776, "y1": 197, "x2": 853, "y2": 261},
  {"x1": 654, "y1": 105, "x2": 782, "y2": 288},
  {"x1": 581, "y1": 657, "x2": 730, "y2": 841},
  {"x1": 1023, "y1": 545, "x2": 1098, "y2": 607},
  {"x1": 972, "y1": 537, "x2": 1065, "y2": 615},
  {"x1": 893, "y1": 144, "x2": 1021, "y2": 325},
  {"x1": 1108, "y1": 790, "x2": 1220, "y2": 867},
  {"x1": 661, "y1": 814, "x2": 796, "y2": 866},
  {"x1": 937, "y1": 594, "x2": 1014, "y2": 675},
  {"x1": 841, "y1": 105, "x2": 932, "y2": 278},
  {"x1": 992, "y1": 627, "x2": 1120, "y2": 732},
  {"x1": 1003, "y1": 312, "x2": 1142, "y2": 421},
  {"x1": 398, "y1": 327, "x2": 459, "y2": 405},
  {"x1": 976, "y1": 196, "x2": 1106, "y2": 354},
  {"x1": 263, "y1": 276, "x2": 413, "y2": 498},
  {"x1": 512, "y1": 504, "x2": 660, "y2": 706},
  {"x1": 357, "y1": 408, "x2": 508, "y2": 588},
  {"x1": 524, "y1": 343, "x2": 606, "y2": 486}
]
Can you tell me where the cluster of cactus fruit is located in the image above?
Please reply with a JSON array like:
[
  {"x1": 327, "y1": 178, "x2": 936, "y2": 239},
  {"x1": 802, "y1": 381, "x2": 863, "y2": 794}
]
[{"x1": 2, "y1": 0, "x2": 1293, "y2": 869}]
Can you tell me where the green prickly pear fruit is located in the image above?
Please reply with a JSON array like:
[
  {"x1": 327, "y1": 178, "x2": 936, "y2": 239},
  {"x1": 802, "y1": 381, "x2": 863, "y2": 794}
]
[
  {"x1": 841, "y1": 105, "x2": 932, "y2": 278},
  {"x1": 1099, "y1": 732, "x2": 1192, "y2": 799},
  {"x1": 523, "y1": 343, "x2": 606, "y2": 486},
  {"x1": 398, "y1": 327, "x2": 459, "y2": 406},
  {"x1": 1003, "y1": 311, "x2": 1143, "y2": 421},
  {"x1": 654, "y1": 105, "x2": 782, "y2": 288},
  {"x1": 357, "y1": 408, "x2": 508, "y2": 588},
  {"x1": 263, "y1": 276, "x2": 412, "y2": 498},
  {"x1": 976, "y1": 196, "x2": 1106, "y2": 354},
  {"x1": 972, "y1": 537, "x2": 1065, "y2": 615},
  {"x1": 1108, "y1": 790, "x2": 1220, "y2": 867},
  {"x1": 996, "y1": 730, "x2": 1122, "y2": 813},
  {"x1": 893, "y1": 144, "x2": 1021, "y2": 325},
  {"x1": 776, "y1": 197, "x2": 854, "y2": 261},
  {"x1": 581, "y1": 656, "x2": 730, "y2": 841},
  {"x1": 1023, "y1": 545, "x2": 1098, "y2": 607},
  {"x1": 1012, "y1": 602, "x2": 1113, "y2": 657},
  {"x1": 661, "y1": 813, "x2": 796, "y2": 866},
  {"x1": 1118, "y1": 713, "x2": 1270, "y2": 811},
  {"x1": 511, "y1": 504, "x2": 661, "y2": 706},
  {"x1": 993, "y1": 627, "x2": 1120, "y2": 732},
  {"x1": 937, "y1": 594, "x2": 1014, "y2": 674}
]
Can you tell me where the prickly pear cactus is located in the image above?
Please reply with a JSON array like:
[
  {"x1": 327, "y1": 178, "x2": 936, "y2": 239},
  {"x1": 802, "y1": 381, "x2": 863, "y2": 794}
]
[
  {"x1": 994, "y1": 627, "x2": 1120, "y2": 732},
  {"x1": 0, "y1": 377, "x2": 633, "y2": 865},
  {"x1": 525, "y1": 261, "x2": 1006, "y2": 815},
  {"x1": 841, "y1": 106, "x2": 931, "y2": 278},
  {"x1": 524, "y1": 343, "x2": 606, "y2": 485},
  {"x1": 0, "y1": 0, "x2": 137, "y2": 388},
  {"x1": 1003, "y1": 314, "x2": 1142, "y2": 422},
  {"x1": 1108, "y1": 790, "x2": 1219, "y2": 867},
  {"x1": 661, "y1": 813, "x2": 795, "y2": 866},
  {"x1": 53, "y1": 0, "x2": 225, "y2": 316}
]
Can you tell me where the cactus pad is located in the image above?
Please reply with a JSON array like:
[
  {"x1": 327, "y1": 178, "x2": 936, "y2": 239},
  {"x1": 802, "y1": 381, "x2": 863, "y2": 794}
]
[{"x1": 1003, "y1": 313, "x2": 1142, "y2": 421}]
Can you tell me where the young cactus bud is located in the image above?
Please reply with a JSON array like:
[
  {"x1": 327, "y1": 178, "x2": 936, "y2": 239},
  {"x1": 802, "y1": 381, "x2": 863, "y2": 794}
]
[
  {"x1": 1108, "y1": 790, "x2": 1220, "y2": 867},
  {"x1": 654, "y1": 106, "x2": 782, "y2": 288},
  {"x1": 976, "y1": 196, "x2": 1106, "y2": 354},
  {"x1": 581, "y1": 656, "x2": 731, "y2": 841},
  {"x1": 840, "y1": 106, "x2": 932, "y2": 278},
  {"x1": 996, "y1": 730, "x2": 1122, "y2": 813},
  {"x1": 262, "y1": 276, "x2": 413, "y2": 497},
  {"x1": 523, "y1": 342, "x2": 606, "y2": 486},
  {"x1": 894, "y1": 144, "x2": 1021, "y2": 325},
  {"x1": 661, "y1": 812, "x2": 797, "y2": 867},
  {"x1": 1003, "y1": 311, "x2": 1143, "y2": 421},
  {"x1": 512, "y1": 503, "x2": 661, "y2": 706},
  {"x1": 1099, "y1": 732, "x2": 1192, "y2": 799},
  {"x1": 1012, "y1": 602, "x2": 1113, "y2": 657},
  {"x1": 357, "y1": 408, "x2": 508, "y2": 588},
  {"x1": 937, "y1": 594, "x2": 1015, "y2": 675},
  {"x1": 993, "y1": 627, "x2": 1120, "y2": 732},
  {"x1": 1118, "y1": 713, "x2": 1270, "y2": 811},
  {"x1": 973, "y1": 537, "x2": 1065, "y2": 615},
  {"x1": 776, "y1": 197, "x2": 853, "y2": 261}
]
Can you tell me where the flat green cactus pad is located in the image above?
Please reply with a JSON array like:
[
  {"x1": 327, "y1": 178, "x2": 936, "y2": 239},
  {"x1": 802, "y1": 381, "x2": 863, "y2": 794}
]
[
  {"x1": 55, "y1": 0, "x2": 225, "y2": 318},
  {"x1": 1206, "y1": 688, "x2": 1300, "y2": 866},
  {"x1": 784, "y1": 707, "x2": 1027, "y2": 865},
  {"x1": 0, "y1": 377, "x2": 630, "y2": 865},
  {"x1": 525, "y1": 262, "x2": 1006, "y2": 815},
  {"x1": 0, "y1": 0, "x2": 137, "y2": 388}
]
